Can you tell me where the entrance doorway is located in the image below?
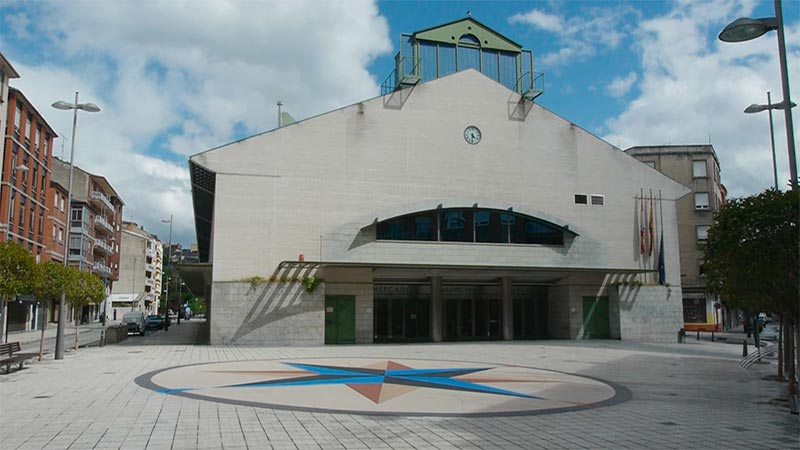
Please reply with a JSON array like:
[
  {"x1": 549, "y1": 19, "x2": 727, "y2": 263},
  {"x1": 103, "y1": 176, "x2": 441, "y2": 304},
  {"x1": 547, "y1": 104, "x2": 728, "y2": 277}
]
[
  {"x1": 324, "y1": 296, "x2": 355, "y2": 344},
  {"x1": 373, "y1": 285, "x2": 430, "y2": 343},
  {"x1": 582, "y1": 296, "x2": 610, "y2": 339},
  {"x1": 443, "y1": 286, "x2": 501, "y2": 340},
  {"x1": 513, "y1": 286, "x2": 548, "y2": 339}
]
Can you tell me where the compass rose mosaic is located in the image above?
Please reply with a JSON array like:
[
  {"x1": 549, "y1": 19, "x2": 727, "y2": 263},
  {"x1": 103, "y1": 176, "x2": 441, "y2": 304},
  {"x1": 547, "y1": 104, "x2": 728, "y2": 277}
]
[{"x1": 135, "y1": 358, "x2": 629, "y2": 416}]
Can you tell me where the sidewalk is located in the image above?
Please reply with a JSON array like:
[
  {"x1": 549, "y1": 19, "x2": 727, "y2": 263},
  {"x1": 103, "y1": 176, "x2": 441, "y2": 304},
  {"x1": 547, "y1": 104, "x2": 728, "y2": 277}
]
[
  {"x1": 5, "y1": 320, "x2": 112, "y2": 353},
  {"x1": 2, "y1": 331, "x2": 797, "y2": 450}
]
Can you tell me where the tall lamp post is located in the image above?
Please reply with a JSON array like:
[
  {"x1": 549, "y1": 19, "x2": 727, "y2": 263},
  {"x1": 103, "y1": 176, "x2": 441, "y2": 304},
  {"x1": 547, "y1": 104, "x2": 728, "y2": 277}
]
[
  {"x1": 51, "y1": 92, "x2": 100, "y2": 360},
  {"x1": 744, "y1": 92, "x2": 797, "y2": 190},
  {"x1": 720, "y1": 0, "x2": 798, "y2": 414}
]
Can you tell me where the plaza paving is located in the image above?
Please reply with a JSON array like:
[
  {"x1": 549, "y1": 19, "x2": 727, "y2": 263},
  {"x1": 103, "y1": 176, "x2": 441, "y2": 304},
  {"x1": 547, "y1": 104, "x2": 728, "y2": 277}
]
[{"x1": 1, "y1": 320, "x2": 798, "y2": 449}]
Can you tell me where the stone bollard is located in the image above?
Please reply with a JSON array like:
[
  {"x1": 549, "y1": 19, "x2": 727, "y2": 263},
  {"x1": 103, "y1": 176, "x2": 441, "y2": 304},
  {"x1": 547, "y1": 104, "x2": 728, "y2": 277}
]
[
  {"x1": 742, "y1": 339, "x2": 748, "y2": 357},
  {"x1": 100, "y1": 330, "x2": 105, "y2": 347}
]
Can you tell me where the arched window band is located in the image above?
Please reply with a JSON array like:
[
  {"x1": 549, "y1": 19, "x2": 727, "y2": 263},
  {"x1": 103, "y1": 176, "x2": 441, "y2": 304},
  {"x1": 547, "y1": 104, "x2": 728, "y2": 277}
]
[{"x1": 375, "y1": 207, "x2": 574, "y2": 246}]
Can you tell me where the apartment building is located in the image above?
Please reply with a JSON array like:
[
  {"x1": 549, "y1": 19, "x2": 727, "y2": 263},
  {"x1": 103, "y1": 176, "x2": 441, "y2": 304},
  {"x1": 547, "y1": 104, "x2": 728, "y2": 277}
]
[
  {"x1": 51, "y1": 158, "x2": 124, "y2": 321},
  {"x1": 0, "y1": 53, "x2": 20, "y2": 173},
  {"x1": 1, "y1": 86, "x2": 58, "y2": 335},
  {"x1": 626, "y1": 145, "x2": 728, "y2": 331},
  {"x1": 110, "y1": 222, "x2": 163, "y2": 316}
]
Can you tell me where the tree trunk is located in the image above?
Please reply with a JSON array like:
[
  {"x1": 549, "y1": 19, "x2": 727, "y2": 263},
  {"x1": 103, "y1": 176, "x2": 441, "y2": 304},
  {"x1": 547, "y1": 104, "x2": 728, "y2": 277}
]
[
  {"x1": 777, "y1": 316, "x2": 783, "y2": 378},
  {"x1": 74, "y1": 310, "x2": 80, "y2": 351},
  {"x1": 38, "y1": 304, "x2": 47, "y2": 361}
]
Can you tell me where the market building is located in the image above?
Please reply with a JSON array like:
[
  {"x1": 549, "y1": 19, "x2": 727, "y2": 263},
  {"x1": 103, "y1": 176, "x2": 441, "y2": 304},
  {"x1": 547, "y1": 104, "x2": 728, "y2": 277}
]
[{"x1": 187, "y1": 18, "x2": 690, "y2": 345}]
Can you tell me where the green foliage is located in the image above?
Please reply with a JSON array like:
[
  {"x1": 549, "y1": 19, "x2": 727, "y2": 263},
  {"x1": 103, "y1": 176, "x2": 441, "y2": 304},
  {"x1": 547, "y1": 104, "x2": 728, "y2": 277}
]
[
  {"x1": 704, "y1": 189, "x2": 798, "y2": 319},
  {"x1": 65, "y1": 269, "x2": 106, "y2": 308},
  {"x1": 33, "y1": 261, "x2": 72, "y2": 301},
  {"x1": 0, "y1": 241, "x2": 38, "y2": 301},
  {"x1": 302, "y1": 276, "x2": 324, "y2": 293},
  {"x1": 243, "y1": 276, "x2": 269, "y2": 291}
]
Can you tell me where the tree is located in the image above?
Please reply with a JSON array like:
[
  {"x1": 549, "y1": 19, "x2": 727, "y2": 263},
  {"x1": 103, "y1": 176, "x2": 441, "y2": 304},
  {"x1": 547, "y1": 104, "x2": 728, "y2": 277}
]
[
  {"x1": 0, "y1": 241, "x2": 38, "y2": 342},
  {"x1": 704, "y1": 189, "x2": 798, "y2": 319},
  {"x1": 0, "y1": 240, "x2": 37, "y2": 303},
  {"x1": 65, "y1": 270, "x2": 106, "y2": 351},
  {"x1": 32, "y1": 261, "x2": 72, "y2": 360}
]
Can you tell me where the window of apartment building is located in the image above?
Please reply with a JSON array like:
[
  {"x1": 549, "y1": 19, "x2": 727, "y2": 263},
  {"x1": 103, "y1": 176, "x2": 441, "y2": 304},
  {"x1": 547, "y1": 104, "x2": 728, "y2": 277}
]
[
  {"x1": 698, "y1": 259, "x2": 706, "y2": 277},
  {"x1": 38, "y1": 209, "x2": 43, "y2": 236},
  {"x1": 14, "y1": 105, "x2": 21, "y2": 135},
  {"x1": 35, "y1": 125, "x2": 41, "y2": 151},
  {"x1": 695, "y1": 192, "x2": 710, "y2": 210},
  {"x1": 71, "y1": 208, "x2": 83, "y2": 228},
  {"x1": 44, "y1": 135, "x2": 50, "y2": 158},
  {"x1": 696, "y1": 225, "x2": 710, "y2": 242},
  {"x1": 574, "y1": 194, "x2": 588, "y2": 204},
  {"x1": 31, "y1": 164, "x2": 38, "y2": 192},
  {"x1": 40, "y1": 172, "x2": 46, "y2": 198},
  {"x1": 25, "y1": 114, "x2": 32, "y2": 146},
  {"x1": 18, "y1": 198, "x2": 25, "y2": 227},
  {"x1": 591, "y1": 194, "x2": 605, "y2": 206},
  {"x1": 69, "y1": 236, "x2": 82, "y2": 256},
  {"x1": 58, "y1": 227, "x2": 63, "y2": 243},
  {"x1": 53, "y1": 224, "x2": 57, "y2": 240},
  {"x1": 692, "y1": 160, "x2": 707, "y2": 178},
  {"x1": 29, "y1": 207, "x2": 35, "y2": 233},
  {"x1": 8, "y1": 191, "x2": 15, "y2": 222},
  {"x1": 54, "y1": 192, "x2": 58, "y2": 208},
  {"x1": 60, "y1": 196, "x2": 64, "y2": 212}
]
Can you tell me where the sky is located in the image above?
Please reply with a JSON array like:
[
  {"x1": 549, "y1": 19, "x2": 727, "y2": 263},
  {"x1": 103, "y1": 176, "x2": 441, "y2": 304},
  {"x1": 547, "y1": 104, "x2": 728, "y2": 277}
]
[{"x1": 0, "y1": 0, "x2": 797, "y2": 247}]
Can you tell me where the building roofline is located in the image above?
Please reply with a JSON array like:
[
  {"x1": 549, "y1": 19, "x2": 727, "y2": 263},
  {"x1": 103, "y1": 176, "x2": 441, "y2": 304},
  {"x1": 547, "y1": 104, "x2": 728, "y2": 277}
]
[
  {"x1": 411, "y1": 17, "x2": 523, "y2": 49},
  {"x1": 0, "y1": 52, "x2": 20, "y2": 78},
  {"x1": 8, "y1": 86, "x2": 59, "y2": 137}
]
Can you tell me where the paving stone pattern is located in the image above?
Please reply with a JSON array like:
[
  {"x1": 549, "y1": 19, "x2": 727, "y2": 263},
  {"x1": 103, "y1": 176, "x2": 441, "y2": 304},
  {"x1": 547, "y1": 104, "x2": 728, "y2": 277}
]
[{"x1": 1, "y1": 321, "x2": 798, "y2": 450}]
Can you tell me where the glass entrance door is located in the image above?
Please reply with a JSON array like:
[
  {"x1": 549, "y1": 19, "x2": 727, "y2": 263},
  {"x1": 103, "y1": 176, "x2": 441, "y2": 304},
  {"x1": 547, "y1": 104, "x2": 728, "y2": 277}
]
[
  {"x1": 373, "y1": 285, "x2": 430, "y2": 343},
  {"x1": 443, "y1": 286, "x2": 501, "y2": 341}
]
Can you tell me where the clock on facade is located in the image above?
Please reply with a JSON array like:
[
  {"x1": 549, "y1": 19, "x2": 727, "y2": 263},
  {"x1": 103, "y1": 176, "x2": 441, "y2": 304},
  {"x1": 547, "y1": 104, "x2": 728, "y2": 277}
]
[{"x1": 464, "y1": 126, "x2": 481, "y2": 145}]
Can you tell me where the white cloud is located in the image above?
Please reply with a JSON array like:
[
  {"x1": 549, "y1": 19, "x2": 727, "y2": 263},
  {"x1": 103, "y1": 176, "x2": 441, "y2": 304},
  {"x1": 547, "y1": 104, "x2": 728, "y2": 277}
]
[
  {"x1": 510, "y1": 5, "x2": 640, "y2": 67},
  {"x1": 1, "y1": 0, "x2": 391, "y2": 246},
  {"x1": 607, "y1": 72, "x2": 638, "y2": 98},
  {"x1": 604, "y1": 0, "x2": 800, "y2": 197}
]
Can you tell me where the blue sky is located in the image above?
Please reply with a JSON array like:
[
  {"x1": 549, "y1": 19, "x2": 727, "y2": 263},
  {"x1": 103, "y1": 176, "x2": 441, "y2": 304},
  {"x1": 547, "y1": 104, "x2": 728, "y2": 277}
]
[{"x1": 1, "y1": 0, "x2": 797, "y2": 247}]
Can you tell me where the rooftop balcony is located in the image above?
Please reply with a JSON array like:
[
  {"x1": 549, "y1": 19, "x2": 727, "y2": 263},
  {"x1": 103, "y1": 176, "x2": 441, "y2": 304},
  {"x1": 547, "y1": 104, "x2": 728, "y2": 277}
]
[
  {"x1": 90, "y1": 190, "x2": 115, "y2": 213},
  {"x1": 94, "y1": 215, "x2": 114, "y2": 235}
]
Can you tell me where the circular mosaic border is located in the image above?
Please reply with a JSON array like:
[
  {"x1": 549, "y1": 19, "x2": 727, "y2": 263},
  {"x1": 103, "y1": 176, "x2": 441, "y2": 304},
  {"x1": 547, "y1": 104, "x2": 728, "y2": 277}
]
[{"x1": 135, "y1": 357, "x2": 631, "y2": 417}]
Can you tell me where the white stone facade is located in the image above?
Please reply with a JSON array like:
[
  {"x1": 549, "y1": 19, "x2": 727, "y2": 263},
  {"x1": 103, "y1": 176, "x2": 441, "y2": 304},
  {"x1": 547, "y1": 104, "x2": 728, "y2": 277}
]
[{"x1": 191, "y1": 70, "x2": 690, "y2": 345}]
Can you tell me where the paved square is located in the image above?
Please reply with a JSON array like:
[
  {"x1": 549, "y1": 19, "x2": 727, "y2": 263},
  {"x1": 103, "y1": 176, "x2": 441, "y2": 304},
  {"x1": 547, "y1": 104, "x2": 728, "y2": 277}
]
[{"x1": 2, "y1": 321, "x2": 798, "y2": 449}]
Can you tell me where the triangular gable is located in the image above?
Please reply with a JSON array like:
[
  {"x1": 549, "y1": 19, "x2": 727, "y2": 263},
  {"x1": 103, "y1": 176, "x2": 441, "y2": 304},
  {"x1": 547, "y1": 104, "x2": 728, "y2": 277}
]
[{"x1": 413, "y1": 18, "x2": 522, "y2": 52}]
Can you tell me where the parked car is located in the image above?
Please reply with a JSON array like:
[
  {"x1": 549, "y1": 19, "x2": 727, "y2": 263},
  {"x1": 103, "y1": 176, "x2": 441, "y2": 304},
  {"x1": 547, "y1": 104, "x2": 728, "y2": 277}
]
[
  {"x1": 122, "y1": 311, "x2": 146, "y2": 336},
  {"x1": 145, "y1": 315, "x2": 165, "y2": 330}
]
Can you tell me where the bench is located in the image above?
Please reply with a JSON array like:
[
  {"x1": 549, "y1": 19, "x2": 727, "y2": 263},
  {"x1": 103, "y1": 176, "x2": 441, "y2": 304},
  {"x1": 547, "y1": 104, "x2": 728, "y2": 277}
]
[{"x1": 0, "y1": 342, "x2": 37, "y2": 373}]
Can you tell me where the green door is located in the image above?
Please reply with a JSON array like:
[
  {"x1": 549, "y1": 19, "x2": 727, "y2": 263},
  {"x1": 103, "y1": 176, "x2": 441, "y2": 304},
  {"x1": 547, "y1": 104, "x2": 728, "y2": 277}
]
[
  {"x1": 582, "y1": 296, "x2": 610, "y2": 339},
  {"x1": 325, "y1": 296, "x2": 356, "y2": 344}
]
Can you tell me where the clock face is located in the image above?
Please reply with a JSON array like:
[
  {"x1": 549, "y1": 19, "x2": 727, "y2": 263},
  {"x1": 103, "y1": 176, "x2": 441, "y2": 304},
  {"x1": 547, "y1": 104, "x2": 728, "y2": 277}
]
[{"x1": 464, "y1": 126, "x2": 481, "y2": 145}]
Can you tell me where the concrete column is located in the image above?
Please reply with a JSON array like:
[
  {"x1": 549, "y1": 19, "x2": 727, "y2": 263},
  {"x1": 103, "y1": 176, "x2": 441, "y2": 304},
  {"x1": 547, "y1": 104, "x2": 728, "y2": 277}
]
[
  {"x1": 502, "y1": 277, "x2": 513, "y2": 340},
  {"x1": 431, "y1": 276, "x2": 442, "y2": 342}
]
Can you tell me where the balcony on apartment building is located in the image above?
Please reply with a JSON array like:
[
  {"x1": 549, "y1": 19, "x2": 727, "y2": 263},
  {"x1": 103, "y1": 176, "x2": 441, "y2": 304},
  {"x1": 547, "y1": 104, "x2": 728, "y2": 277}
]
[
  {"x1": 90, "y1": 190, "x2": 115, "y2": 214},
  {"x1": 93, "y1": 238, "x2": 113, "y2": 255},
  {"x1": 144, "y1": 277, "x2": 155, "y2": 287},
  {"x1": 92, "y1": 260, "x2": 112, "y2": 277},
  {"x1": 94, "y1": 214, "x2": 114, "y2": 235}
]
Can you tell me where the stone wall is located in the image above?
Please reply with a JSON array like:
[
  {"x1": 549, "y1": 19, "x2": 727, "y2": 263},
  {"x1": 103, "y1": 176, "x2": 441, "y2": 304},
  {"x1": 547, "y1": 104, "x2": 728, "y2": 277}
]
[
  {"x1": 210, "y1": 280, "x2": 324, "y2": 345},
  {"x1": 612, "y1": 284, "x2": 683, "y2": 342}
]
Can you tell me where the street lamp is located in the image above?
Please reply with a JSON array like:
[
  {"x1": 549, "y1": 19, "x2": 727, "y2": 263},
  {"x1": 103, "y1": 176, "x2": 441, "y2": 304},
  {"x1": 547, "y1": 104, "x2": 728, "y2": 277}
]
[
  {"x1": 744, "y1": 92, "x2": 797, "y2": 190},
  {"x1": 51, "y1": 92, "x2": 100, "y2": 360},
  {"x1": 719, "y1": 0, "x2": 796, "y2": 190},
  {"x1": 720, "y1": 0, "x2": 798, "y2": 414}
]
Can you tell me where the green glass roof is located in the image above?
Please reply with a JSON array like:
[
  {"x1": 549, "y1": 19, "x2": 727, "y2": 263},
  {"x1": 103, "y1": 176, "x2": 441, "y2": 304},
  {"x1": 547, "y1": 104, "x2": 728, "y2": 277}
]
[{"x1": 412, "y1": 17, "x2": 522, "y2": 53}]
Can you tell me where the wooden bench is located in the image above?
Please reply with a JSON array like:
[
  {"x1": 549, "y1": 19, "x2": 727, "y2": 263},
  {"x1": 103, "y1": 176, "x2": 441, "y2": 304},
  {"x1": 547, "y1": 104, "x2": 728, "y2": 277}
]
[{"x1": 0, "y1": 342, "x2": 37, "y2": 373}]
